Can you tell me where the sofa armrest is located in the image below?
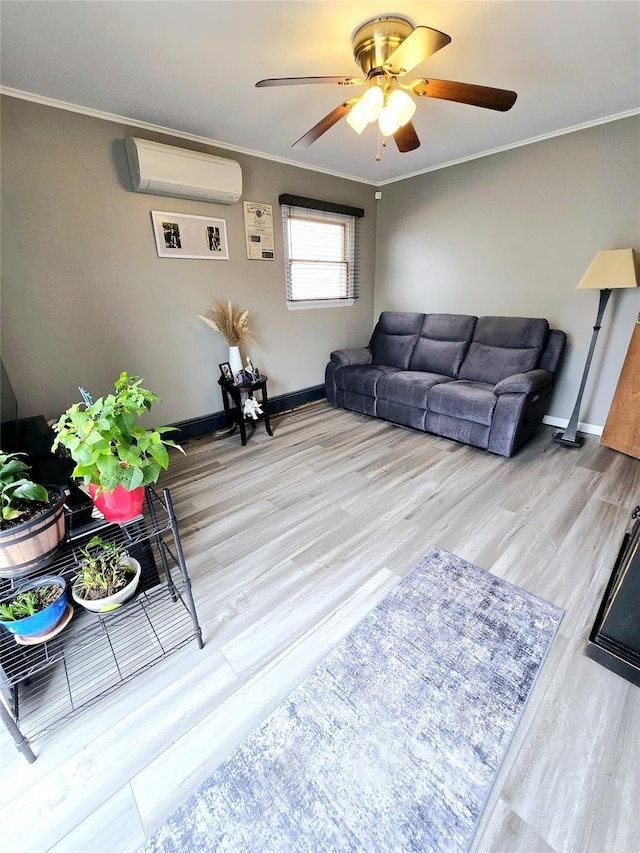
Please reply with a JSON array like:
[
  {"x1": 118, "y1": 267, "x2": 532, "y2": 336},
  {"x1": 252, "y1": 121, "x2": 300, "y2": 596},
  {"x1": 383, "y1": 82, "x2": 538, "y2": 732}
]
[
  {"x1": 493, "y1": 369, "x2": 553, "y2": 396},
  {"x1": 330, "y1": 347, "x2": 373, "y2": 367}
]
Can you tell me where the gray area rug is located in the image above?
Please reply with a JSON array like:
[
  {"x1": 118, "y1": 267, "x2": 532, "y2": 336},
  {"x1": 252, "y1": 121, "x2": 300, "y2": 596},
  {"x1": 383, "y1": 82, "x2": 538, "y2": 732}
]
[{"x1": 144, "y1": 547, "x2": 563, "y2": 853}]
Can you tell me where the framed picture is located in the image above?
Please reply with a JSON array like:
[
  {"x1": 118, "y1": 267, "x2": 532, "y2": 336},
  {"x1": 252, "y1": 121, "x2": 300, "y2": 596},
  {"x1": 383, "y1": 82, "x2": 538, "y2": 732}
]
[
  {"x1": 151, "y1": 211, "x2": 229, "y2": 260},
  {"x1": 219, "y1": 362, "x2": 233, "y2": 383},
  {"x1": 244, "y1": 364, "x2": 261, "y2": 382},
  {"x1": 233, "y1": 369, "x2": 246, "y2": 386}
]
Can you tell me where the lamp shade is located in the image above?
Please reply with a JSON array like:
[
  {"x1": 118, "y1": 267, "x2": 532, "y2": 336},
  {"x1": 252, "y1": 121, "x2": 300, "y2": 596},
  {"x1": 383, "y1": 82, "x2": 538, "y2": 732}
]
[
  {"x1": 576, "y1": 248, "x2": 638, "y2": 290},
  {"x1": 358, "y1": 86, "x2": 383, "y2": 122},
  {"x1": 378, "y1": 105, "x2": 402, "y2": 137},
  {"x1": 346, "y1": 102, "x2": 368, "y2": 134},
  {"x1": 386, "y1": 89, "x2": 416, "y2": 126}
]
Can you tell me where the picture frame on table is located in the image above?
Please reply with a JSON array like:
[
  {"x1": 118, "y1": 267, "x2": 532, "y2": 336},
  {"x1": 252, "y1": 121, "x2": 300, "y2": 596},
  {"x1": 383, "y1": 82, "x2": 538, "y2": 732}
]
[
  {"x1": 219, "y1": 362, "x2": 233, "y2": 383},
  {"x1": 244, "y1": 362, "x2": 261, "y2": 383},
  {"x1": 233, "y1": 369, "x2": 245, "y2": 386}
]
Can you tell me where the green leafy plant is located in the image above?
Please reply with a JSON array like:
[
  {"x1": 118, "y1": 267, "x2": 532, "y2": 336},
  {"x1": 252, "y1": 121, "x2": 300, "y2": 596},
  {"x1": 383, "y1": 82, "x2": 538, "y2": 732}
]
[
  {"x1": 74, "y1": 535, "x2": 134, "y2": 600},
  {"x1": 0, "y1": 585, "x2": 61, "y2": 621},
  {"x1": 0, "y1": 450, "x2": 49, "y2": 522},
  {"x1": 51, "y1": 372, "x2": 184, "y2": 493}
]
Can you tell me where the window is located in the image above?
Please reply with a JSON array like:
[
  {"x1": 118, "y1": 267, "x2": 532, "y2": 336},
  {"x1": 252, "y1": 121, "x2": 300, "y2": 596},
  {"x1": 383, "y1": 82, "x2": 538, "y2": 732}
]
[{"x1": 280, "y1": 195, "x2": 362, "y2": 309}]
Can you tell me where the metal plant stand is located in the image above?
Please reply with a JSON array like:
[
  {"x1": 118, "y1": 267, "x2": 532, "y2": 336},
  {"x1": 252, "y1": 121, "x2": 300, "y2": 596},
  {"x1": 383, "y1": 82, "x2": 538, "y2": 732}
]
[{"x1": 0, "y1": 487, "x2": 203, "y2": 763}]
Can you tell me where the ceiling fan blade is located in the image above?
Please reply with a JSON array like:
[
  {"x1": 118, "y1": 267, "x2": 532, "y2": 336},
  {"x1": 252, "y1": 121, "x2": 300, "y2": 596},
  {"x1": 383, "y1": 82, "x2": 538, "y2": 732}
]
[
  {"x1": 394, "y1": 121, "x2": 421, "y2": 153},
  {"x1": 292, "y1": 99, "x2": 359, "y2": 148},
  {"x1": 412, "y1": 78, "x2": 517, "y2": 111},
  {"x1": 256, "y1": 76, "x2": 363, "y2": 88},
  {"x1": 385, "y1": 26, "x2": 451, "y2": 75}
]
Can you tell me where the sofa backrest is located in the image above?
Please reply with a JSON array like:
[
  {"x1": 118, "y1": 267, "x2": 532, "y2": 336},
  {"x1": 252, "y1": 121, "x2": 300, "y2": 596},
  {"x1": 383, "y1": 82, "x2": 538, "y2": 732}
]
[
  {"x1": 369, "y1": 311, "x2": 425, "y2": 368},
  {"x1": 409, "y1": 314, "x2": 477, "y2": 377},
  {"x1": 539, "y1": 329, "x2": 567, "y2": 373},
  {"x1": 458, "y1": 317, "x2": 550, "y2": 384}
]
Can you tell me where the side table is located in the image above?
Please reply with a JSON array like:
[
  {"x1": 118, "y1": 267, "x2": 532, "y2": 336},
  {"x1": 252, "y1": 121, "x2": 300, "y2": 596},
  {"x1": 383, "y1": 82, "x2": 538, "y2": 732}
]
[{"x1": 218, "y1": 375, "x2": 273, "y2": 446}]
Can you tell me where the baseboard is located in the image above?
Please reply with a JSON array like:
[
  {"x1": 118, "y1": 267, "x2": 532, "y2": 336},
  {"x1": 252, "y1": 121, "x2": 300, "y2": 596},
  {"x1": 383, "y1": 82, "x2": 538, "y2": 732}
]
[
  {"x1": 542, "y1": 415, "x2": 603, "y2": 436},
  {"x1": 171, "y1": 384, "x2": 326, "y2": 441}
]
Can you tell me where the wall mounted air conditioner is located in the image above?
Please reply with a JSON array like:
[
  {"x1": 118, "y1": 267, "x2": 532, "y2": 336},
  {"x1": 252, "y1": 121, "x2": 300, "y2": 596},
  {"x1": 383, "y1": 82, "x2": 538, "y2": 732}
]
[{"x1": 124, "y1": 137, "x2": 242, "y2": 204}]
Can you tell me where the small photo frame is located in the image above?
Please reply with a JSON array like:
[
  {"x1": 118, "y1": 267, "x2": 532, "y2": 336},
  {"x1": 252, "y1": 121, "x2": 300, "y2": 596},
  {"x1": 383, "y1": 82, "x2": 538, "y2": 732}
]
[
  {"x1": 219, "y1": 362, "x2": 233, "y2": 383},
  {"x1": 151, "y1": 211, "x2": 229, "y2": 260},
  {"x1": 233, "y1": 369, "x2": 245, "y2": 386}
]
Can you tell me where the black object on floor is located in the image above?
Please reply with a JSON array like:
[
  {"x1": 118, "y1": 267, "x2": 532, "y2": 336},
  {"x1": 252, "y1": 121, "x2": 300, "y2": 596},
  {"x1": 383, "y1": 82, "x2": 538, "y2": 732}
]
[{"x1": 585, "y1": 505, "x2": 640, "y2": 686}]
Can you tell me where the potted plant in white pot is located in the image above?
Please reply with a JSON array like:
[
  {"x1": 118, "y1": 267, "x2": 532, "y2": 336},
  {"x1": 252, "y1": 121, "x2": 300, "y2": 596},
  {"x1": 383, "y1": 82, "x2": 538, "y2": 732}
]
[
  {"x1": 72, "y1": 535, "x2": 141, "y2": 613},
  {"x1": 198, "y1": 298, "x2": 254, "y2": 375},
  {"x1": 51, "y1": 372, "x2": 184, "y2": 524},
  {"x1": 0, "y1": 450, "x2": 67, "y2": 578},
  {"x1": 0, "y1": 574, "x2": 69, "y2": 642}
]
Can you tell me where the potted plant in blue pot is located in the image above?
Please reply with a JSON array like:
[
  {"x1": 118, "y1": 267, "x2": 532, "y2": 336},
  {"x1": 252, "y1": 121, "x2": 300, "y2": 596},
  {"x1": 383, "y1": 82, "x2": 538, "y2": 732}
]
[{"x1": 0, "y1": 575, "x2": 68, "y2": 642}]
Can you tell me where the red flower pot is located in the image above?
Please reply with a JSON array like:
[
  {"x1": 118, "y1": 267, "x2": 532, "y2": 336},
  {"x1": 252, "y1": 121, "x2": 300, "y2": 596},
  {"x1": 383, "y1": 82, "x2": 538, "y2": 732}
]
[{"x1": 88, "y1": 484, "x2": 145, "y2": 523}]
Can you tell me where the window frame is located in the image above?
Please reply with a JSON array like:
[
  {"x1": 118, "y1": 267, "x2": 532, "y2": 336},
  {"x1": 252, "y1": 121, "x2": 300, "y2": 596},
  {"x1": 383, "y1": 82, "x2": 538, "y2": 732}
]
[{"x1": 279, "y1": 195, "x2": 363, "y2": 310}]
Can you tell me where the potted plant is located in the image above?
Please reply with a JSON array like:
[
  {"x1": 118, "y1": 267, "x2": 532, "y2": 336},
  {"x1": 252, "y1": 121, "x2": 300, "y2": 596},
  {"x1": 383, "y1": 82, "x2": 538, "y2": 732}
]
[
  {"x1": 51, "y1": 372, "x2": 184, "y2": 523},
  {"x1": 0, "y1": 451, "x2": 67, "y2": 578},
  {"x1": 198, "y1": 298, "x2": 254, "y2": 376},
  {"x1": 0, "y1": 574, "x2": 68, "y2": 640},
  {"x1": 71, "y1": 535, "x2": 141, "y2": 613}
]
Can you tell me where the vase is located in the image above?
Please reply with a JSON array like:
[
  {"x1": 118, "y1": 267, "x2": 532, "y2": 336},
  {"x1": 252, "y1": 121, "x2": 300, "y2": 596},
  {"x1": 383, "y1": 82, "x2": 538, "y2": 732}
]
[{"x1": 229, "y1": 345, "x2": 243, "y2": 375}]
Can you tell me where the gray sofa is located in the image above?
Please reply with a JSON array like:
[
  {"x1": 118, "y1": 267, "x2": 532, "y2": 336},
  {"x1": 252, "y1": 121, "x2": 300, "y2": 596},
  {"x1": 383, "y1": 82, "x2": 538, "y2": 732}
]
[{"x1": 325, "y1": 312, "x2": 566, "y2": 457}]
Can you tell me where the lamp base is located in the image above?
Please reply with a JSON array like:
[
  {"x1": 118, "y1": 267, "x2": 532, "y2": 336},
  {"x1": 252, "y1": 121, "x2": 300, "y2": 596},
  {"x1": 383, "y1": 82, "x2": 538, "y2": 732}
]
[{"x1": 552, "y1": 431, "x2": 585, "y2": 449}]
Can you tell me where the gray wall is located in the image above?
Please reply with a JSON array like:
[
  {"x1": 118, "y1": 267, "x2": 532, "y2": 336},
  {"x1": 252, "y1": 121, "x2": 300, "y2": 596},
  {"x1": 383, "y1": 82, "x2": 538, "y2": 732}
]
[
  {"x1": 2, "y1": 96, "x2": 638, "y2": 434},
  {"x1": 374, "y1": 116, "x2": 640, "y2": 429},
  {"x1": 0, "y1": 96, "x2": 377, "y2": 424}
]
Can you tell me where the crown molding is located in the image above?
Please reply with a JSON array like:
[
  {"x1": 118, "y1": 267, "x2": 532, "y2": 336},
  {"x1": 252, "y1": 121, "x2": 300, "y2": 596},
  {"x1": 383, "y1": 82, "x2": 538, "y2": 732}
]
[
  {"x1": 0, "y1": 87, "x2": 373, "y2": 186},
  {"x1": 2, "y1": 87, "x2": 638, "y2": 188},
  {"x1": 377, "y1": 108, "x2": 640, "y2": 186}
]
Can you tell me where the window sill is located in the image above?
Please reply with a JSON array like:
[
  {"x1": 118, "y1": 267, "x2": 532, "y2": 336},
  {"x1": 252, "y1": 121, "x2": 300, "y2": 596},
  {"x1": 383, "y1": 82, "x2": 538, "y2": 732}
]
[{"x1": 286, "y1": 299, "x2": 356, "y2": 311}]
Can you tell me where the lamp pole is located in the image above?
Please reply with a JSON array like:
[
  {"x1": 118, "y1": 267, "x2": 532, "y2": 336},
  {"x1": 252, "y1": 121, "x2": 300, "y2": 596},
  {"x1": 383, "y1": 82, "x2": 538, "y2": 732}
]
[{"x1": 553, "y1": 288, "x2": 612, "y2": 448}]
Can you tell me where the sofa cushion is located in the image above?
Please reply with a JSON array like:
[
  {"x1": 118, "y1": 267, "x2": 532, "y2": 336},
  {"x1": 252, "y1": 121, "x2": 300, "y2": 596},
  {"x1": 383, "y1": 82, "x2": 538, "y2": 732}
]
[
  {"x1": 377, "y1": 371, "x2": 454, "y2": 409},
  {"x1": 409, "y1": 314, "x2": 477, "y2": 377},
  {"x1": 458, "y1": 317, "x2": 550, "y2": 384},
  {"x1": 369, "y1": 311, "x2": 425, "y2": 369},
  {"x1": 335, "y1": 364, "x2": 401, "y2": 397},
  {"x1": 428, "y1": 380, "x2": 497, "y2": 426}
]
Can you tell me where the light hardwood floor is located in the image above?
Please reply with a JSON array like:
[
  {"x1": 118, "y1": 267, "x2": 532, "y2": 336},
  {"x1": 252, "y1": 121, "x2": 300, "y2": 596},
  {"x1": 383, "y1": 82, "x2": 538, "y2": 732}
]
[{"x1": 1, "y1": 402, "x2": 639, "y2": 852}]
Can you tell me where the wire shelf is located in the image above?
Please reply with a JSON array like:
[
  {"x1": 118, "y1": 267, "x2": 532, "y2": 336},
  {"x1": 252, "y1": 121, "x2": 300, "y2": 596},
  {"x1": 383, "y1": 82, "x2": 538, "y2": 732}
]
[{"x1": 0, "y1": 487, "x2": 203, "y2": 761}]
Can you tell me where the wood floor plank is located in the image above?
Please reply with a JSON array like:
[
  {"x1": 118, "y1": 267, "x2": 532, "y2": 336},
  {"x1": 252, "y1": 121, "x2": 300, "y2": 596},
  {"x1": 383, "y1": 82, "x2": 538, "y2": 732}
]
[{"x1": 47, "y1": 785, "x2": 146, "y2": 853}]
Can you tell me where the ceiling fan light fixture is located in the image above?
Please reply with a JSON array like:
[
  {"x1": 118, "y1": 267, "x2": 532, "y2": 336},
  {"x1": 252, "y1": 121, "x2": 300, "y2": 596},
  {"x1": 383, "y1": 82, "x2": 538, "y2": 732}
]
[
  {"x1": 378, "y1": 105, "x2": 402, "y2": 137},
  {"x1": 346, "y1": 102, "x2": 368, "y2": 134},
  {"x1": 358, "y1": 85, "x2": 384, "y2": 122},
  {"x1": 386, "y1": 88, "x2": 416, "y2": 125}
]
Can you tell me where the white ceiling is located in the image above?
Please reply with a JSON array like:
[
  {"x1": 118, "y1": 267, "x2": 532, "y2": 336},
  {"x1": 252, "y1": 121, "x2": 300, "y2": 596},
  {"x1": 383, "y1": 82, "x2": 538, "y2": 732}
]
[{"x1": 1, "y1": 1, "x2": 639, "y2": 185}]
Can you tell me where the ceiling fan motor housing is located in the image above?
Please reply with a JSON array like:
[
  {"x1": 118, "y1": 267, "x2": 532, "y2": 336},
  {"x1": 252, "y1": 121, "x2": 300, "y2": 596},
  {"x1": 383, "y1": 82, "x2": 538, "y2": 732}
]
[{"x1": 352, "y1": 16, "x2": 414, "y2": 75}]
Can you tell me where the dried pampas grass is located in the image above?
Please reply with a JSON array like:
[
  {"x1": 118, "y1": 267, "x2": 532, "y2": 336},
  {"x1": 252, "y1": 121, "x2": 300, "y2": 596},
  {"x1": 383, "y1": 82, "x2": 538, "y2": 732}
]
[{"x1": 198, "y1": 299, "x2": 254, "y2": 346}]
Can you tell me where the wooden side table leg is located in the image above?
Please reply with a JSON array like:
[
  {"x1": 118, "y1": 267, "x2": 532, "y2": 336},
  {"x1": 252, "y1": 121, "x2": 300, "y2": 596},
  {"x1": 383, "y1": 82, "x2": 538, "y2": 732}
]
[
  {"x1": 220, "y1": 383, "x2": 236, "y2": 436},
  {"x1": 261, "y1": 382, "x2": 273, "y2": 437},
  {"x1": 238, "y1": 398, "x2": 247, "y2": 446}
]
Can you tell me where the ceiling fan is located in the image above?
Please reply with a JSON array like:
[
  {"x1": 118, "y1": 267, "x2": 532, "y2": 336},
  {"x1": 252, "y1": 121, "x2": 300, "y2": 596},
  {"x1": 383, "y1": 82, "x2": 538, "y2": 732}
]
[{"x1": 256, "y1": 15, "x2": 517, "y2": 156}]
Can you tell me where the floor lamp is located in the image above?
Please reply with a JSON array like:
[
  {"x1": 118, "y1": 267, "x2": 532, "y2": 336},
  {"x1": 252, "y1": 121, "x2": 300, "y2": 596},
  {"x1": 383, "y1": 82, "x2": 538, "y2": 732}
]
[{"x1": 553, "y1": 248, "x2": 638, "y2": 449}]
